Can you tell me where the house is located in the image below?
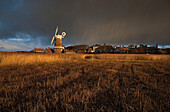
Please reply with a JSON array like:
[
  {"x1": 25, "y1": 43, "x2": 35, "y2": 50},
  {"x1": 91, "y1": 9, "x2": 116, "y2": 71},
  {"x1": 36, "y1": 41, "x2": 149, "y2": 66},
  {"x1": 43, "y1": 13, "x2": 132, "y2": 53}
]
[
  {"x1": 62, "y1": 49, "x2": 76, "y2": 54},
  {"x1": 87, "y1": 44, "x2": 100, "y2": 53},
  {"x1": 137, "y1": 47, "x2": 146, "y2": 54},
  {"x1": 121, "y1": 47, "x2": 130, "y2": 53},
  {"x1": 45, "y1": 48, "x2": 52, "y2": 53},
  {"x1": 137, "y1": 46, "x2": 158, "y2": 54},
  {"x1": 114, "y1": 47, "x2": 129, "y2": 53},
  {"x1": 95, "y1": 45, "x2": 114, "y2": 53},
  {"x1": 106, "y1": 46, "x2": 115, "y2": 53},
  {"x1": 129, "y1": 48, "x2": 139, "y2": 54},
  {"x1": 77, "y1": 49, "x2": 86, "y2": 54},
  {"x1": 95, "y1": 46, "x2": 105, "y2": 53},
  {"x1": 166, "y1": 48, "x2": 170, "y2": 54},
  {"x1": 146, "y1": 47, "x2": 157, "y2": 54},
  {"x1": 137, "y1": 44, "x2": 158, "y2": 54},
  {"x1": 91, "y1": 44, "x2": 100, "y2": 53},
  {"x1": 157, "y1": 49, "x2": 168, "y2": 54},
  {"x1": 33, "y1": 48, "x2": 45, "y2": 53},
  {"x1": 86, "y1": 47, "x2": 93, "y2": 53}
]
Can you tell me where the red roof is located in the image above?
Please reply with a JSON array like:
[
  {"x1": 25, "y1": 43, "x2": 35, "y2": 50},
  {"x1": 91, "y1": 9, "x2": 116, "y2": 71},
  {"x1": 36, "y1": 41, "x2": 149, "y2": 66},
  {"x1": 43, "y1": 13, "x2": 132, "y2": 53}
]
[
  {"x1": 45, "y1": 48, "x2": 52, "y2": 52},
  {"x1": 34, "y1": 48, "x2": 44, "y2": 51},
  {"x1": 121, "y1": 47, "x2": 130, "y2": 51}
]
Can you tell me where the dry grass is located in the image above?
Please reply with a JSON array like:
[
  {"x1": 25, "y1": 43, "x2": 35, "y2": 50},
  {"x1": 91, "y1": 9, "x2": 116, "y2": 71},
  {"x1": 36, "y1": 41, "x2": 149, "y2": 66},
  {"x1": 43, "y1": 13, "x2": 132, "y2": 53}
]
[
  {"x1": 0, "y1": 52, "x2": 170, "y2": 111},
  {"x1": 0, "y1": 52, "x2": 169, "y2": 66},
  {"x1": 0, "y1": 52, "x2": 86, "y2": 66}
]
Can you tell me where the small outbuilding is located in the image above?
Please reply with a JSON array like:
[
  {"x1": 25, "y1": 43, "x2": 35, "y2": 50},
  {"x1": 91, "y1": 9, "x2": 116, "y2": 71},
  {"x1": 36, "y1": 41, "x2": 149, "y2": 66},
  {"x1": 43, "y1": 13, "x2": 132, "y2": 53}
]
[{"x1": 33, "y1": 48, "x2": 45, "y2": 53}]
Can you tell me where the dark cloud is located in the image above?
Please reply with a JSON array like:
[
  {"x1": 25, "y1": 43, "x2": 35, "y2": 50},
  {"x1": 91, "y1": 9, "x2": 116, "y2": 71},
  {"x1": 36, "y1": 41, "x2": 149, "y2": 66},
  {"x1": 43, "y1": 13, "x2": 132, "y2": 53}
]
[{"x1": 0, "y1": 0, "x2": 170, "y2": 49}]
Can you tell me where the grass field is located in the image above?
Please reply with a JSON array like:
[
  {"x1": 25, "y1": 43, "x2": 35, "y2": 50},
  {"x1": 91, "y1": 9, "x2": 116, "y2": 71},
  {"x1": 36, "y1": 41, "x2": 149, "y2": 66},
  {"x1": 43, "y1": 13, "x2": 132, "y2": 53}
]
[{"x1": 0, "y1": 52, "x2": 170, "y2": 111}]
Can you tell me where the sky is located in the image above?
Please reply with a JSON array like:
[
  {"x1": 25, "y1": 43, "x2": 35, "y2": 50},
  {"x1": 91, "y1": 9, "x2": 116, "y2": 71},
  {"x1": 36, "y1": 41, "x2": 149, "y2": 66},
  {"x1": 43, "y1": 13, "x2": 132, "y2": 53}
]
[{"x1": 0, "y1": 0, "x2": 170, "y2": 51}]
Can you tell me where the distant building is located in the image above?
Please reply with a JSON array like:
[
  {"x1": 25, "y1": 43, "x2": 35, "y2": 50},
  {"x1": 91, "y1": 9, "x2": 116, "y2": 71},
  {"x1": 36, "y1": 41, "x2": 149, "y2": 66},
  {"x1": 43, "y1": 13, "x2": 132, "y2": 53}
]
[
  {"x1": 45, "y1": 48, "x2": 53, "y2": 53},
  {"x1": 146, "y1": 47, "x2": 157, "y2": 54},
  {"x1": 137, "y1": 45, "x2": 158, "y2": 54},
  {"x1": 121, "y1": 47, "x2": 130, "y2": 53},
  {"x1": 95, "y1": 45, "x2": 114, "y2": 53},
  {"x1": 137, "y1": 47, "x2": 146, "y2": 54},
  {"x1": 33, "y1": 48, "x2": 45, "y2": 53},
  {"x1": 62, "y1": 49, "x2": 76, "y2": 54},
  {"x1": 77, "y1": 49, "x2": 86, "y2": 54},
  {"x1": 91, "y1": 44, "x2": 100, "y2": 53},
  {"x1": 87, "y1": 47, "x2": 93, "y2": 53},
  {"x1": 114, "y1": 47, "x2": 129, "y2": 53},
  {"x1": 87, "y1": 44, "x2": 100, "y2": 53},
  {"x1": 129, "y1": 48, "x2": 139, "y2": 54},
  {"x1": 166, "y1": 48, "x2": 170, "y2": 54},
  {"x1": 157, "y1": 49, "x2": 168, "y2": 54},
  {"x1": 50, "y1": 26, "x2": 66, "y2": 53}
]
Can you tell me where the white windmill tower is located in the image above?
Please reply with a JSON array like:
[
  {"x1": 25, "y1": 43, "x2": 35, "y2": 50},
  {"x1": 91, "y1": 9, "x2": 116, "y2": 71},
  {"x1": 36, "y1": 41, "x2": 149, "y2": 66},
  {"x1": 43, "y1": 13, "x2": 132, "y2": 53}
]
[{"x1": 51, "y1": 26, "x2": 66, "y2": 53}]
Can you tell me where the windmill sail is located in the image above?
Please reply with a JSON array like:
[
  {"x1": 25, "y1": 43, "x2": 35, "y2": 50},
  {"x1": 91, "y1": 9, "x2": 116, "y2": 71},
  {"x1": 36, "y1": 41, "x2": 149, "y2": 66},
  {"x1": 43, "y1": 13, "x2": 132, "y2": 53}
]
[
  {"x1": 55, "y1": 26, "x2": 58, "y2": 36},
  {"x1": 51, "y1": 26, "x2": 58, "y2": 45},
  {"x1": 51, "y1": 37, "x2": 55, "y2": 45}
]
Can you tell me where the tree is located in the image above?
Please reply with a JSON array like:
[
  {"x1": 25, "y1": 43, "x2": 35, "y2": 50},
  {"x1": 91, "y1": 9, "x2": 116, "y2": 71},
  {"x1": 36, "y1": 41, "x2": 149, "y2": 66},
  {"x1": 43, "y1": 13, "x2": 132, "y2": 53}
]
[
  {"x1": 128, "y1": 44, "x2": 135, "y2": 49},
  {"x1": 140, "y1": 44, "x2": 145, "y2": 47}
]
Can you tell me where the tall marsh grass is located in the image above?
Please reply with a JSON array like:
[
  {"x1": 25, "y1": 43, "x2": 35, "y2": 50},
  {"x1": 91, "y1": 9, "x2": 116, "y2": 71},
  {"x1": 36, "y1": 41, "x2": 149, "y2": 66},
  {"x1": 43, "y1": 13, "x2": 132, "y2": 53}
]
[
  {"x1": 0, "y1": 52, "x2": 169, "y2": 111},
  {"x1": 0, "y1": 52, "x2": 85, "y2": 66},
  {"x1": 0, "y1": 52, "x2": 169, "y2": 66},
  {"x1": 90, "y1": 54, "x2": 170, "y2": 61}
]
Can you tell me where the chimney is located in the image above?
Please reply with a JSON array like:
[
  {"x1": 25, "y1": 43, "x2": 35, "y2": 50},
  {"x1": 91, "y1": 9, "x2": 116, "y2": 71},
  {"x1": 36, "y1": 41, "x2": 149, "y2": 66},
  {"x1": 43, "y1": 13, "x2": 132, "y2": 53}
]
[{"x1": 156, "y1": 42, "x2": 158, "y2": 49}]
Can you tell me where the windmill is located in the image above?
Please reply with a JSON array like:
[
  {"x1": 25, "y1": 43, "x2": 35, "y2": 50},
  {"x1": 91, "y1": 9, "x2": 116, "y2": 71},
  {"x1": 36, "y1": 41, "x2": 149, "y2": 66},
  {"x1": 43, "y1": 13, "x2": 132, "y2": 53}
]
[{"x1": 51, "y1": 26, "x2": 66, "y2": 53}]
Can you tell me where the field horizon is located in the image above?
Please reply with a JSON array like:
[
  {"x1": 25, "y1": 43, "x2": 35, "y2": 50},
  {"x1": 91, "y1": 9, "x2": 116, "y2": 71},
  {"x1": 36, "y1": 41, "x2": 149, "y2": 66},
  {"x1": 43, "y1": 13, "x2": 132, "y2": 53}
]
[{"x1": 0, "y1": 53, "x2": 169, "y2": 111}]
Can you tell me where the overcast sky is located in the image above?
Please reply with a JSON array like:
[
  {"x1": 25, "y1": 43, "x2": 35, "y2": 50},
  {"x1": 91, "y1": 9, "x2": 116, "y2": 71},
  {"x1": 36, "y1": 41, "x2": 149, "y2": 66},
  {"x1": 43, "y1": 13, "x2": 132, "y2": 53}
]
[{"x1": 0, "y1": 0, "x2": 170, "y2": 51}]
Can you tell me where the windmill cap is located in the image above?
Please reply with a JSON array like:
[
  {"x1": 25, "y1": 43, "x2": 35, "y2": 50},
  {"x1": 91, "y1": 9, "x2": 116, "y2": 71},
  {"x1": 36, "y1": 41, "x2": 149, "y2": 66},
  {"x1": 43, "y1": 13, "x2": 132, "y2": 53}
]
[{"x1": 62, "y1": 32, "x2": 66, "y2": 37}]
